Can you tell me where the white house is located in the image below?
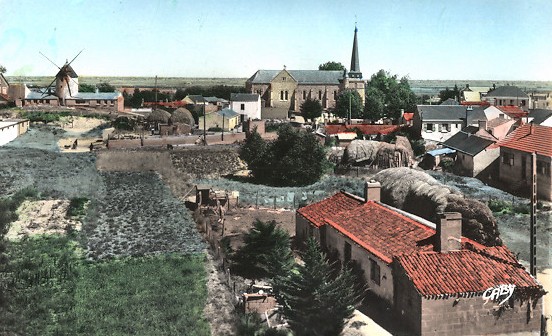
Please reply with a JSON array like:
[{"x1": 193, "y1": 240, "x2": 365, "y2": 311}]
[{"x1": 230, "y1": 93, "x2": 261, "y2": 121}]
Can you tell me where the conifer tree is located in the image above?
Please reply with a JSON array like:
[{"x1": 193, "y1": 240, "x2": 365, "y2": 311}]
[{"x1": 278, "y1": 238, "x2": 363, "y2": 336}]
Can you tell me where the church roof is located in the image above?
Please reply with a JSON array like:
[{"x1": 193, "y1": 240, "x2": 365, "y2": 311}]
[
  {"x1": 247, "y1": 69, "x2": 344, "y2": 85},
  {"x1": 349, "y1": 26, "x2": 361, "y2": 77},
  {"x1": 486, "y1": 86, "x2": 528, "y2": 98}
]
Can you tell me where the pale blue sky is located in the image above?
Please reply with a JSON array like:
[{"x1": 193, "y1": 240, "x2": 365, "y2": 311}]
[{"x1": 1, "y1": 0, "x2": 551, "y2": 80}]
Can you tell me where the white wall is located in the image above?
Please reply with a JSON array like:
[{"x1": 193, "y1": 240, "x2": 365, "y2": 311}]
[
  {"x1": 0, "y1": 121, "x2": 20, "y2": 146},
  {"x1": 231, "y1": 99, "x2": 261, "y2": 120}
]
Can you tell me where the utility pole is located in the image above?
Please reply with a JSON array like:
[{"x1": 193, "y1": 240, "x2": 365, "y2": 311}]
[
  {"x1": 202, "y1": 96, "x2": 206, "y2": 146},
  {"x1": 154, "y1": 75, "x2": 158, "y2": 112},
  {"x1": 221, "y1": 111, "x2": 225, "y2": 142},
  {"x1": 530, "y1": 152, "x2": 537, "y2": 276}
]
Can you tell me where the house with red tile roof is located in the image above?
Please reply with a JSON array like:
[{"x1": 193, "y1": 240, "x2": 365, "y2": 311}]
[
  {"x1": 296, "y1": 182, "x2": 545, "y2": 335},
  {"x1": 497, "y1": 123, "x2": 552, "y2": 200}
]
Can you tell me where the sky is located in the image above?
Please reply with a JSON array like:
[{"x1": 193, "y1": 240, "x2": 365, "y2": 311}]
[{"x1": 1, "y1": 0, "x2": 551, "y2": 81}]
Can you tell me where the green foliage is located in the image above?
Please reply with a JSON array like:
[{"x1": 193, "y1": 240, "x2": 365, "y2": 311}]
[
  {"x1": 334, "y1": 90, "x2": 363, "y2": 119},
  {"x1": 364, "y1": 69, "x2": 417, "y2": 122},
  {"x1": 240, "y1": 125, "x2": 331, "y2": 187},
  {"x1": 232, "y1": 220, "x2": 294, "y2": 280},
  {"x1": 0, "y1": 65, "x2": 6, "y2": 74},
  {"x1": 79, "y1": 83, "x2": 96, "y2": 93},
  {"x1": 66, "y1": 197, "x2": 88, "y2": 218},
  {"x1": 21, "y1": 111, "x2": 71, "y2": 124},
  {"x1": 488, "y1": 199, "x2": 530, "y2": 215},
  {"x1": 278, "y1": 238, "x2": 362, "y2": 336},
  {"x1": 318, "y1": 61, "x2": 346, "y2": 71},
  {"x1": 113, "y1": 116, "x2": 137, "y2": 131},
  {"x1": 0, "y1": 237, "x2": 210, "y2": 336},
  {"x1": 178, "y1": 85, "x2": 247, "y2": 101},
  {"x1": 439, "y1": 84, "x2": 460, "y2": 103},
  {"x1": 300, "y1": 97, "x2": 322, "y2": 122},
  {"x1": 97, "y1": 82, "x2": 116, "y2": 93}
]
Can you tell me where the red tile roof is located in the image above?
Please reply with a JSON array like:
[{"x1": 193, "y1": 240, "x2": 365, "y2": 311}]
[
  {"x1": 325, "y1": 124, "x2": 400, "y2": 136},
  {"x1": 299, "y1": 192, "x2": 482, "y2": 264},
  {"x1": 402, "y1": 113, "x2": 414, "y2": 121},
  {"x1": 496, "y1": 105, "x2": 528, "y2": 119},
  {"x1": 497, "y1": 123, "x2": 552, "y2": 157},
  {"x1": 297, "y1": 192, "x2": 363, "y2": 228},
  {"x1": 395, "y1": 245, "x2": 542, "y2": 297}
]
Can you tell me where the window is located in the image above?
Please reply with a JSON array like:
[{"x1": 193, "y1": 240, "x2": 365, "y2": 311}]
[
  {"x1": 280, "y1": 91, "x2": 284, "y2": 101},
  {"x1": 537, "y1": 160, "x2": 551, "y2": 176},
  {"x1": 282, "y1": 77, "x2": 287, "y2": 81},
  {"x1": 425, "y1": 123, "x2": 434, "y2": 132},
  {"x1": 510, "y1": 100, "x2": 514, "y2": 105},
  {"x1": 240, "y1": 103, "x2": 245, "y2": 111},
  {"x1": 370, "y1": 259, "x2": 380, "y2": 285},
  {"x1": 441, "y1": 123, "x2": 449, "y2": 132},
  {"x1": 303, "y1": 91, "x2": 306, "y2": 100},
  {"x1": 333, "y1": 91, "x2": 337, "y2": 99},
  {"x1": 344, "y1": 242, "x2": 351, "y2": 264},
  {"x1": 284, "y1": 90, "x2": 288, "y2": 101},
  {"x1": 318, "y1": 90, "x2": 322, "y2": 100},
  {"x1": 502, "y1": 152, "x2": 514, "y2": 166}
]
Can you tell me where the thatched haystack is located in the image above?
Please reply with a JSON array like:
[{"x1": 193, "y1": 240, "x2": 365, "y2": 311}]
[
  {"x1": 170, "y1": 108, "x2": 194, "y2": 126},
  {"x1": 344, "y1": 137, "x2": 414, "y2": 168},
  {"x1": 374, "y1": 167, "x2": 502, "y2": 246},
  {"x1": 147, "y1": 109, "x2": 171, "y2": 124},
  {"x1": 343, "y1": 140, "x2": 381, "y2": 164}
]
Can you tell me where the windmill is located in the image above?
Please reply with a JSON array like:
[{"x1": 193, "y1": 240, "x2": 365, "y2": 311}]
[{"x1": 39, "y1": 50, "x2": 83, "y2": 104}]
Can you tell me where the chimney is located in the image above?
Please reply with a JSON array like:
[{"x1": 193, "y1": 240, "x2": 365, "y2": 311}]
[
  {"x1": 529, "y1": 123, "x2": 534, "y2": 135},
  {"x1": 364, "y1": 180, "x2": 381, "y2": 203},
  {"x1": 435, "y1": 212, "x2": 462, "y2": 253},
  {"x1": 478, "y1": 120, "x2": 487, "y2": 131}
]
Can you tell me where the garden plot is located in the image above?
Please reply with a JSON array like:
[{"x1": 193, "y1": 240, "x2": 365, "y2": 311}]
[
  {"x1": 84, "y1": 171, "x2": 204, "y2": 260},
  {"x1": 7, "y1": 199, "x2": 81, "y2": 239}
]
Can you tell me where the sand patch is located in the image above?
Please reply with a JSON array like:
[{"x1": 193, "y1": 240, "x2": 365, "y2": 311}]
[{"x1": 7, "y1": 200, "x2": 81, "y2": 239}]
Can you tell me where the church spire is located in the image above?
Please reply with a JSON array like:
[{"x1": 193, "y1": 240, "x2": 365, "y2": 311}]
[{"x1": 349, "y1": 25, "x2": 362, "y2": 79}]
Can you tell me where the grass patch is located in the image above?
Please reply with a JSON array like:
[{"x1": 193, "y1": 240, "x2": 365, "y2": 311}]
[
  {"x1": 66, "y1": 197, "x2": 89, "y2": 218},
  {"x1": 0, "y1": 235, "x2": 210, "y2": 336}
]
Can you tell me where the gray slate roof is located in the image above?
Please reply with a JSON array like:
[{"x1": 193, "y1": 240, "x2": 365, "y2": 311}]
[
  {"x1": 442, "y1": 130, "x2": 495, "y2": 156},
  {"x1": 25, "y1": 91, "x2": 58, "y2": 99},
  {"x1": 74, "y1": 92, "x2": 119, "y2": 100},
  {"x1": 204, "y1": 96, "x2": 228, "y2": 104},
  {"x1": 230, "y1": 93, "x2": 259, "y2": 102},
  {"x1": 218, "y1": 108, "x2": 239, "y2": 118},
  {"x1": 486, "y1": 86, "x2": 528, "y2": 98},
  {"x1": 440, "y1": 98, "x2": 460, "y2": 105},
  {"x1": 528, "y1": 109, "x2": 552, "y2": 125},
  {"x1": 417, "y1": 105, "x2": 487, "y2": 124},
  {"x1": 248, "y1": 70, "x2": 344, "y2": 85}
]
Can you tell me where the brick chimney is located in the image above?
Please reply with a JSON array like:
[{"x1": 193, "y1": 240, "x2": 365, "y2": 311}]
[
  {"x1": 435, "y1": 212, "x2": 462, "y2": 253},
  {"x1": 478, "y1": 120, "x2": 487, "y2": 131},
  {"x1": 364, "y1": 180, "x2": 381, "y2": 203}
]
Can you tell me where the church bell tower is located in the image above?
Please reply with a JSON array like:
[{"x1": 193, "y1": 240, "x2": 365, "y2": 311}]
[{"x1": 348, "y1": 25, "x2": 363, "y2": 79}]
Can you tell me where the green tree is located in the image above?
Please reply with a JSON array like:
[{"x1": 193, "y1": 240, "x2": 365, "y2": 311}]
[
  {"x1": 364, "y1": 70, "x2": 417, "y2": 122},
  {"x1": 239, "y1": 125, "x2": 330, "y2": 187},
  {"x1": 231, "y1": 220, "x2": 294, "y2": 280},
  {"x1": 0, "y1": 65, "x2": 6, "y2": 74},
  {"x1": 318, "y1": 61, "x2": 346, "y2": 71},
  {"x1": 97, "y1": 82, "x2": 116, "y2": 92},
  {"x1": 334, "y1": 89, "x2": 363, "y2": 119},
  {"x1": 438, "y1": 84, "x2": 460, "y2": 103},
  {"x1": 300, "y1": 97, "x2": 322, "y2": 122},
  {"x1": 278, "y1": 238, "x2": 362, "y2": 336},
  {"x1": 79, "y1": 83, "x2": 96, "y2": 92}
]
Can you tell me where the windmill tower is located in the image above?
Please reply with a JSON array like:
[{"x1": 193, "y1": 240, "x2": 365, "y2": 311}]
[
  {"x1": 55, "y1": 60, "x2": 79, "y2": 99},
  {"x1": 40, "y1": 50, "x2": 83, "y2": 105}
]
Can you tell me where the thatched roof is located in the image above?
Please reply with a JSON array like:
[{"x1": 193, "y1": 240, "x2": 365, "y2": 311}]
[
  {"x1": 171, "y1": 108, "x2": 194, "y2": 125},
  {"x1": 147, "y1": 109, "x2": 171, "y2": 123}
]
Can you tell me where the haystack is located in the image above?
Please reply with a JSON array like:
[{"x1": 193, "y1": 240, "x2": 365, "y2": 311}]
[
  {"x1": 344, "y1": 140, "x2": 380, "y2": 164},
  {"x1": 374, "y1": 167, "x2": 502, "y2": 246},
  {"x1": 170, "y1": 108, "x2": 194, "y2": 126},
  {"x1": 147, "y1": 109, "x2": 171, "y2": 124}
]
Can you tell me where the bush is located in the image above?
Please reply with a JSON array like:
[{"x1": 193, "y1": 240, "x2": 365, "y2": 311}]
[{"x1": 66, "y1": 197, "x2": 88, "y2": 218}]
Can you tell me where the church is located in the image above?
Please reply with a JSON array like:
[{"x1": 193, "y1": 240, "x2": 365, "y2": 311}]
[{"x1": 246, "y1": 27, "x2": 366, "y2": 114}]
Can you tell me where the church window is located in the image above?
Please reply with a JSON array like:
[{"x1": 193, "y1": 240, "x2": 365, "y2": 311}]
[
  {"x1": 282, "y1": 77, "x2": 287, "y2": 81},
  {"x1": 284, "y1": 91, "x2": 289, "y2": 101},
  {"x1": 303, "y1": 91, "x2": 306, "y2": 100},
  {"x1": 318, "y1": 90, "x2": 322, "y2": 100},
  {"x1": 280, "y1": 91, "x2": 284, "y2": 100},
  {"x1": 334, "y1": 91, "x2": 337, "y2": 99}
]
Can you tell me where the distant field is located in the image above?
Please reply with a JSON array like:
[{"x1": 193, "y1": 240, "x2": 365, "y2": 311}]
[
  {"x1": 6, "y1": 76, "x2": 552, "y2": 95},
  {"x1": 6, "y1": 76, "x2": 248, "y2": 88}
]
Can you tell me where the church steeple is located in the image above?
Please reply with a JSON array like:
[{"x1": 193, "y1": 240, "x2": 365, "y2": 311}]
[{"x1": 349, "y1": 25, "x2": 362, "y2": 79}]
